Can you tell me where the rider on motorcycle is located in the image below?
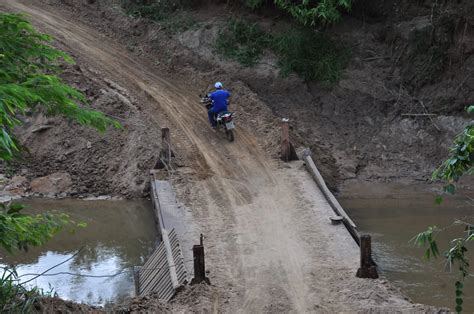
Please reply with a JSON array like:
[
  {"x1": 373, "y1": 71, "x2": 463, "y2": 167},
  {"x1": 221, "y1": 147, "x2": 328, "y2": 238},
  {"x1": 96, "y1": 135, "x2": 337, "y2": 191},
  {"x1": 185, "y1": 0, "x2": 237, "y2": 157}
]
[{"x1": 207, "y1": 82, "x2": 231, "y2": 129}]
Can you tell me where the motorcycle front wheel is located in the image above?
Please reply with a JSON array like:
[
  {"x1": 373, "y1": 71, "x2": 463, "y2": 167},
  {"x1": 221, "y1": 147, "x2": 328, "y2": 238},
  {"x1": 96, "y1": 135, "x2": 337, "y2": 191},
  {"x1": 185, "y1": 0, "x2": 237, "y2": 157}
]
[{"x1": 226, "y1": 129, "x2": 234, "y2": 142}]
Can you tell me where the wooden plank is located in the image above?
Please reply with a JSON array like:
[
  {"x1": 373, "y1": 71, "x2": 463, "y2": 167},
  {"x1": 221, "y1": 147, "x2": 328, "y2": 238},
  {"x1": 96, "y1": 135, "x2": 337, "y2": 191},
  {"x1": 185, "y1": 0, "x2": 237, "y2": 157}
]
[
  {"x1": 139, "y1": 173, "x2": 190, "y2": 300},
  {"x1": 302, "y1": 149, "x2": 357, "y2": 229},
  {"x1": 138, "y1": 229, "x2": 187, "y2": 300},
  {"x1": 149, "y1": 177, "x2": 164, "y2": 239},
  {"x1": 162, "y1": 229, "x2": 181, "y2": 290}
]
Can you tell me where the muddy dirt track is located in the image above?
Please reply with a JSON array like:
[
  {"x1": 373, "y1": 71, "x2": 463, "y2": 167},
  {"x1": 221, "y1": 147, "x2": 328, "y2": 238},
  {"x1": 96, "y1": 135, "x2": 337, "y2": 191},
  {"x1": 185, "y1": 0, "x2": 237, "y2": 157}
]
[{"x1": 2, "y1": 1, "x2": 436, "y2": 312}]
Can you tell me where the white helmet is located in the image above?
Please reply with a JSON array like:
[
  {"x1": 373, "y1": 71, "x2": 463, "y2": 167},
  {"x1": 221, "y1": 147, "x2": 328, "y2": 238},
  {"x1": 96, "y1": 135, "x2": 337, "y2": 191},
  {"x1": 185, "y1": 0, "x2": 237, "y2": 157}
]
[{"x1": 214, "y1": 82, "x2": 223, "y2": 89}]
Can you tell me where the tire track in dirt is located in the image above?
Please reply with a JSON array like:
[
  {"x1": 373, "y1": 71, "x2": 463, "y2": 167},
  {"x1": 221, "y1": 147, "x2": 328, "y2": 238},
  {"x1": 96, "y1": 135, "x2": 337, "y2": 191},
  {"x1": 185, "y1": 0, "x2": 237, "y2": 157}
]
[{"x1": 2, "y1": 1, "x2": 426, "y2": 312}]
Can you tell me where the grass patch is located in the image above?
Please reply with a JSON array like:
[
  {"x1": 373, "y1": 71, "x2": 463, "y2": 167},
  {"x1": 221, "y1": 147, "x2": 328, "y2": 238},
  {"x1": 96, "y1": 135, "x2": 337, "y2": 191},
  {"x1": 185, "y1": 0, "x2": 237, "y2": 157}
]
[
  {"x1": 215, "y1": 19, "x2": 350, "y2": 84},
  {"x1": 215, "y1": 19, "x2": 272, "y2": 67},
  {"x1": 272, "y1": 28, "x2": 351, "y2": 83}
]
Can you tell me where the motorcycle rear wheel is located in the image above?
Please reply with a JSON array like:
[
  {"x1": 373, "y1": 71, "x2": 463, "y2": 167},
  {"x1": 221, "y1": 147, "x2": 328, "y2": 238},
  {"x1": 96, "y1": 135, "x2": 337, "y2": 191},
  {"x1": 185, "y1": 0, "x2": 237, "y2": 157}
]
[{"x1": 226, "y1": 129, "x2": 234, "y2": 142}]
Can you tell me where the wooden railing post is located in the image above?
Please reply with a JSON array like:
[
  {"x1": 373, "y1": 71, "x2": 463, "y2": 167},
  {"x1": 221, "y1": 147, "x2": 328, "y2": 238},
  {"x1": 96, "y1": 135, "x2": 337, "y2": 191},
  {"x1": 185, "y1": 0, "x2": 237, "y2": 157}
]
[
  {"x1": 162, "y1": 127, "x2": 171, "y2": 163},
  {"x1": 154, "y1": 127, "x2": 174, "y2": 169},
  {"x1": 356, "y1": 235, "x2": 378, "y2": 279},
  {"x1": 280, "y1": 118, "x2": 298, "y2": 162},
  {"x1": 191, "y1": 234, "x2": 210, "y2": 284}
]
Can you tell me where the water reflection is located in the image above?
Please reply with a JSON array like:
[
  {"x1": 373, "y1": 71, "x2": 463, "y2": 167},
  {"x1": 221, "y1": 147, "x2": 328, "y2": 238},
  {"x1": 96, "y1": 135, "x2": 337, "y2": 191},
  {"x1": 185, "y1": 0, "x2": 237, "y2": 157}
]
[
  {"x1": 0, "y1": 199, "x2": 157, "y2": 306},
  {"x1": 340, "y1": 191, "x2": 474, "y2": 311}
]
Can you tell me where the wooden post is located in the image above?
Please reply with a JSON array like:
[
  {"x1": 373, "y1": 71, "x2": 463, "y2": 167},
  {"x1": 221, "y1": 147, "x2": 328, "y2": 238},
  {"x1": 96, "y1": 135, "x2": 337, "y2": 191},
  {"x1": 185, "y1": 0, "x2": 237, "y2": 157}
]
[
  {"x1": 191, "y1": 234, "x2": 210, "y2": 284},
  {"x1": 133, "y1": 266, "x2": 141, "y2": 296},
  {"x1": 280, "y1": 118, "x2": 298, "y2": 162},
  {"x1": 162, "y1": 127, "x2": 171, "y2": 164},
  {"x1": 356, "y1": 235, "x2": 378, "y2": 279},
  {"x1": 154, "y1": 127, "x2": 174, "y2": 169}
]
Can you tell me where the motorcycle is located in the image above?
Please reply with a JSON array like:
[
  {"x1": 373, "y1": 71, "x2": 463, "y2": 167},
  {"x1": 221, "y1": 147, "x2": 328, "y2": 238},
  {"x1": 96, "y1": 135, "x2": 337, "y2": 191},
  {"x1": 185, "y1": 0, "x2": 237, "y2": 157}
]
[{"x1": 200, "y1": 94, "x2": 235, "y2": 142}]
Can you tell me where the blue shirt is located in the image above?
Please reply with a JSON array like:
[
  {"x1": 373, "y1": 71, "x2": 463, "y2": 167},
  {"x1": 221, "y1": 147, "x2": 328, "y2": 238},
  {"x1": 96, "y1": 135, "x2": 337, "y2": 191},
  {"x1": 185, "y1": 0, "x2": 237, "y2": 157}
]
[{"x1": 209, "y1": 89, "x2": 230, "y2": 111}]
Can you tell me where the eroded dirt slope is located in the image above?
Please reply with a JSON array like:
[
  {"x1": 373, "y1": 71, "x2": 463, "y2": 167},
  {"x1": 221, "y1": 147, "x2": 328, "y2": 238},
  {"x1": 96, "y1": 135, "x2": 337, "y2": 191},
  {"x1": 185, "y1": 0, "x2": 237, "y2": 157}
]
[
  {"x1": 28, "y1": 0, "x2": 474, "y2": 195},
  {"x1": 1, "y1": 45, "x2": 162, "y2": 198},
  {"x1": 1, "y1": 0, "x2": 439, "y2": 312}
]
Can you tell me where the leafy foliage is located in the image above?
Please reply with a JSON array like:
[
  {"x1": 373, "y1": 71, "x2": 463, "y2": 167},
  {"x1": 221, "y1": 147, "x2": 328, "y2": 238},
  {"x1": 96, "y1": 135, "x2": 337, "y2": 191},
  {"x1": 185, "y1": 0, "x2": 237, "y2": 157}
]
[
  {"x1": 0, "y1": 201, "x2": 84, "y2": 311},
  {"x1": 123, "y1": 0, "x2": 352, "y2": 25},
  {"x1": 215, "y1": 19, "x2": 272, "y2": 67},
  {"x1": 215, "y1": 19, "x2": 350, "y2": 83},
  {"x1": 0, "y1": 13, "x2": 120, "y2": 160},
  {"x1": 0, "y1": 13, "x2": 114, "y2": 310},
  {"x1": 413, "y1": 223, "x2": 473, "y2": 313},
  {"x1": 244, "y1": 0, "x2": 352, "y2": 24},
  {"x1": 433, "y1": 106, "x2": 474, "y2": 194},
  {"x1": 413, "y1": 106, "x2": 473, "y2": 313},
  {"x1": 0, "y1": 202, "x2": 78, "y2": 253},
  {"x1": 272, "y1": 28, "x2": 350, "y2": 83},
  {"x1": 411, "y1": 226, "x2": 440, "y2": 259}
]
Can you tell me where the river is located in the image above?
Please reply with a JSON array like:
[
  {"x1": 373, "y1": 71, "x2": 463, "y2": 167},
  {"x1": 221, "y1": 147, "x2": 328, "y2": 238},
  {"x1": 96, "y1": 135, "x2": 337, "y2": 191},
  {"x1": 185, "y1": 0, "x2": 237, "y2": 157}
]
[
  {"x1": 340, "y1": 183, "x2": 474, "y2": 311},
  {"x1": 0, "y1": 199, "x2": 157, "y2": 306},
  {"x1": 2, "y1": 187, "x2": 473, "y2": 309}
]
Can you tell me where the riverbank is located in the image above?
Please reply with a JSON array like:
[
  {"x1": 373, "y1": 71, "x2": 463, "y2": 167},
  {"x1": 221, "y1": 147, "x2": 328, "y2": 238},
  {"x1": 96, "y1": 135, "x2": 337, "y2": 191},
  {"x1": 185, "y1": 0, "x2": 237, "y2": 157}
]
[{"x1": 2, "y1": 0, "x2": 472, "y2": 200}]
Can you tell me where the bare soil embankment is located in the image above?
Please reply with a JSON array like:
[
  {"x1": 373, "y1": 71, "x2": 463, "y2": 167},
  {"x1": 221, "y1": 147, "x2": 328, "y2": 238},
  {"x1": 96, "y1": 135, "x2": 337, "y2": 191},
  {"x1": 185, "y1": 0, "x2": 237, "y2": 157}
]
[
  {"x1": 5, "y1": 0, "x2": 472, "y2": 200},
  {"x1": 0, "y1": 45, "x2": 162, "y2": 199}
]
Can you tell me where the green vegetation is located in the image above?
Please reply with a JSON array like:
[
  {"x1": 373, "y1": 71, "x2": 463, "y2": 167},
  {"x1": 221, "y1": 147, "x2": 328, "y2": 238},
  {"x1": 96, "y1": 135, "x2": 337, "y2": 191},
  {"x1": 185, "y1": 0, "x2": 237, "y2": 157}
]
[
  {"x1": 215, "y1": 19, "x2": 350, "y2": 83},
  {"x1": 121, "y1": 1, "x2": 352, "y2": 83},
  {"x1": 245, "y1": 0, "x2": 352, "y2": 25},
  {"x1": 0, "y1": 201, "x2": 77, "y2": 312},
  {"x1": 123, "y1": 0, "x2": 352, "y2": 25},
  {"x1": 215, "y1": 19, "x2": 272, "y2": 67},
  {"x1": 413, "y1": 105, "x2": 473, "y2": 313},
  {"x1": 0, "y1": 13, "x2": 119, "y2": 160},
  {"x1": 433, "y1": 110, "x2": 474, "y2": 194},
  {"x1": 273, "y1": 28, "x2": 350, "y2": 83},
  {"x1": 0, "y1": 203, "x2": 74, "y2": 253},
  {"x1": 1, "y1": 265, "x2": 55, "y2": 313},
  {"x1": 0, "y1": 13, "x2": 116, "y2": 312}
]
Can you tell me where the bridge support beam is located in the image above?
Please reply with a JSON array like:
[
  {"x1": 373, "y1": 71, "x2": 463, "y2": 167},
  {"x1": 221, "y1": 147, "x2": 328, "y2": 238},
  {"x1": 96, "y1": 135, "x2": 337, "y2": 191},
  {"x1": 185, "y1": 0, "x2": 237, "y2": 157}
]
[
  {"x1": 356, "y1": 234, "x2": 378, "y2": 279},
  {"x1": 280, "y1": 118, "x2": 298, "y2": 162}
]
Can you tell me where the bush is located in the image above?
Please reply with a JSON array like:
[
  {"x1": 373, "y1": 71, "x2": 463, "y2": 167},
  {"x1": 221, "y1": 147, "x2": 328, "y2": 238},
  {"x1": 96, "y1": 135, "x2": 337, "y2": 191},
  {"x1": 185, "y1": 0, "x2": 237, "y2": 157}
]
[
  {"x1": 244, "y1": 0, "x2": 352, "y2": 25},
  {"x1": 215, "y1": 19, "x2": 350, "y2": 84},
  {"x1": 215, "y1": 19, "x2": 272, "y2": 67},
  {"x1": 272, "y1": 28, "x2": 350, "y2": 83}
]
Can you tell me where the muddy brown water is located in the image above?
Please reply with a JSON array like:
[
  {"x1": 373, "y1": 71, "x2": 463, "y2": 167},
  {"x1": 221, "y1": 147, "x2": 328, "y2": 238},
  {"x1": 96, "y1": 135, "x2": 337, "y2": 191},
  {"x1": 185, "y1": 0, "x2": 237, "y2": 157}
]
[
  {"x1": 340, "y1": 185, "x2": 474, "y2": 311},
  {"x1": 0, "y1": 199, "x2": 157, "y2": 306}
]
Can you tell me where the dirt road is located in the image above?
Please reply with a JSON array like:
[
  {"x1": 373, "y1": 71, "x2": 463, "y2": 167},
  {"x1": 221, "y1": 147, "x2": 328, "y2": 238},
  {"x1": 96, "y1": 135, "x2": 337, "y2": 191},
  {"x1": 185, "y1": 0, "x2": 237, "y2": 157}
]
[{"x1": 2, "y1": 1, "x2": 429, "y2": 312}]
